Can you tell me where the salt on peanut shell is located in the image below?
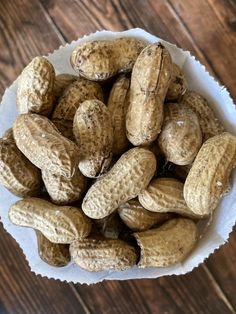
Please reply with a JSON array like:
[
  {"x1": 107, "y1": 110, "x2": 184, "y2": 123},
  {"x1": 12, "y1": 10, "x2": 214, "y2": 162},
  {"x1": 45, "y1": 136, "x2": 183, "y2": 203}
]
[
  {"x1": 126, "y1": 43, "x2": 172, "y2": 146},
  {"x1": 82, "y1": 147, "x2": 156, "y2": 219},
  {"x1": 17, "y1": 56, "x2": 55, "y2": 116},
  {"x1": 13, "y1": 113, "x2": 79, "y2": 178},
  {"x1": 70, "y1": 37, "x2": 147, "y2": 81},
  {"x1": 70, "y1": 238, "x2": 137, "y2": 272},
  {"x1": 134, "y1": 218, "x2": 198, "y2": 267},
  {"x1": 184, "y1": 132, "x2": 236, "y2": 216},
  {"x1": 9, "y1": 198, "x2": 91, "y2": 243},
  {"x1": 73, "y1": 99, "x2": 114, "y2": 178}
]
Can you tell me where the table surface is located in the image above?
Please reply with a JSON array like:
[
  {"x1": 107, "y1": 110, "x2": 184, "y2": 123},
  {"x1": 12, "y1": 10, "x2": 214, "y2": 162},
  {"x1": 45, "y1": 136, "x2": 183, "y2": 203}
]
[{"x1": 0, "y1": 0, "x2": 236, "y2": 313}]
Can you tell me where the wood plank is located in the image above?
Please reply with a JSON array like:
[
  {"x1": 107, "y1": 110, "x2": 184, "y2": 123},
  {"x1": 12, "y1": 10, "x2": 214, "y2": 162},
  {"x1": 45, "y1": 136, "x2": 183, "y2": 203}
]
[
  {"x1": 0, "y1": 228, "x2": 87, "y2": 314},
  {"x1": 167, "y1": 0, "x2": 236, "y2": 99}
]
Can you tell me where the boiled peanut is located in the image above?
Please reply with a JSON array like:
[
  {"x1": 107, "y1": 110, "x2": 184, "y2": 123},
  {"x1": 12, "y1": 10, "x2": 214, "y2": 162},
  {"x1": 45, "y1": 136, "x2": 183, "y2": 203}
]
[
  {"x1": 118, "y1": 199, "x2": 172, "y2": 231},
  {"x1": 158, "y1": 103, "x2": 202, "y2": 165},
  {"x1": 126, "y1": 43, "x2": 172, "y2": 146},
  {"x1": 70, "y1": 238, "x2": 137, "y2": 271},
  {"x1": 138, "y1": 177, "x2": 202, "y2": 218},
  {"x1": 42, "y1": 168, "x2": 87, "y2": 205},
  {"x1": 54, "y1": 73, "x2": 77, "y2": 100},
  {"x1": 181, "y1": 90, "x2": 224, "y2": 141},
  {"x1": 35, "y1": 230, "x2": 70, "y2": 267},
  {"x1": 13, "y1": 114, "x2": 79, "y2": 178},
  {"x1": 184, "y1": 132, "x2": 236, "y2": 216},
  {"x1": 134, "y1": 218, "x2": 198, "y2": 267},
  {"x1": 107, "y1": 75, "x2": 130, "y2": 155},
  {"x1": 9, "y1": 198, "x2": 91, "y2": 243},
  {"x1": 70, "y1": 38, "x2": 146, "y2": 81},
  {"x1": 82, "y1": 147, "x2": 156, "y2": 219},
  {"x1": 166, "y1": 63, "x2": 187, "y2": 101},
  {"x1": 73, "y1": 99, "x2": 113, "y2": 178},
  {"x1": 0, "y1": 138, "x2": 41, "y2": 197},
  {"x1": 17, "y1": 57, "x2": 55, "y2": 116}
]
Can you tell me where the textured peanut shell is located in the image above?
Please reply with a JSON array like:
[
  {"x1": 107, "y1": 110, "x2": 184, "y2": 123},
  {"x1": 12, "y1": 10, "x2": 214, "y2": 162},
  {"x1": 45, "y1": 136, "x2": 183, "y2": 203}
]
[
  {"x1": 134, "y1": 218, "x2": 198, "y2": 267},
  {"x1": 17, "y1": 57, "x2": 55, "y2": 116},
  {"x1": 158, "y1": 103, "x2": 202, "y2": 165},
  {"x1": 13, "y1": 114, "x2": 79, "y2": 178},
  {"x1": 126, "y1": 43, "x2": 172, "y2": 146},
  {"x1": 70, "y1": 38, "x2": 147, "y2": 81},
  {"x1": 184, "y1": 132, "x2": 236, "y2": 216},
  {"x1": 52, "y1": 78, "x2": 104, "y2": 122},
  {"x1": 0, "y1": 139, "x2": 41, "y2": 197},
  {"x1": 166, "y1": 64, "x2": 187, "y2": 101},
  {"x1": 93, "y1": 213, "x2": 124, "y2": 239},
  {"x1": 70, "y1": 238, "x2": 137, "y2": 271},
  {"x1": 82, "y1": 147, "x2": 156, "y2": 219},
  {"x1": 36, "y1": 230, "x2": 70, "y2": 267},
  {"x1": 107, "y1": 75, "x2": 130, "y2": 155},
  {"x1": 73, "y1": 100, "x2": 113, "y2": 178},
  {"x1": 139, "y1": 178, "x2": 201, "y2": 218},
  {"x1": 54, "y1": 74, "x2": 77, "y2": 100},
  {"x1": 9, "y1": 198, "x2": 91, "y2": 243},
  {"x1": 42, "y1": 168, "x2": 87, "y2": 205},
  {"x1": 181, "y1": 90, "x2": 224, "y2": 141},
  {"x1": 118, "y1": 199, "x2": 172, "y2": 231}
]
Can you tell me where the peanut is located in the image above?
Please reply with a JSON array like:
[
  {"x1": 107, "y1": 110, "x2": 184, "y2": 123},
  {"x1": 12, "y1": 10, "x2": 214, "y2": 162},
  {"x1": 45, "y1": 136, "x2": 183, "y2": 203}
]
[
  {"x1": 13, "y1": 114, "x2": 79, "y2": 178},
  {"x1": 134, "y1": 218, "x2": 198, "y2": 267},
  {"x1": 107, "y1": 75, "x2": 130, "y2": 155},
  {"x1": 126, "y1": 43, "x2": 172, "y2": 146},
  {"x1": 118, "y1": 198, "x2": 172, "y2": 231},
  {"x1": 0, "y1": 138, "x2": 41, "y2": 197},
  {"x1": 70, "y1": 38, "x2": 147, "y2": 81},
  {"x1": 166, "y1": 63, "x2": 187, "y2": 101},
  {"x1": 54, "y1": 73, "x2": 77, "y2": 100},
  {"x1": 181, "y1": 90, "x2": 224, "y2": 141},
  {"x1": 17, "y1": 57, "x2": 55, "y2": 116},
  {"x1": 73, "y1": 99, "x2": 113, "y2": 178},
  {"x1": 70, "y1": 238, "x2": 137, "y2": 271},
  {"x1": 184, "y1": 132, "x2": 236, "y2": 216},
  {"x1": 42, "y1": 168, "x2": 87, "y2": 205},
  {"x1": 9, "y1": 198, "x2": 91, "y2": 243},
  {"x1": 52, "y1": 119, "x2": 75, "y2": 141},
  {"x1": 158, "y1": 103, "x2": 202, "y2": 165},
  {"x1": 35, "y1": 230, "x2": 70, "y2": 267},
  {"x1": 82, "y1": 147, "x2": 156, "y2": 219},
  {"x1": 138, "y1": 177, "x2": 202, "y2": 218}
]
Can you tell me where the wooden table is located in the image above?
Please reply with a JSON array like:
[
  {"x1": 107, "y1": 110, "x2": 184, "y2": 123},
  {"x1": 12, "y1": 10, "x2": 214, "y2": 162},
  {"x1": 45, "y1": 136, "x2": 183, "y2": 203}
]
[{"x1": 0, "y1": 1, "x2": 235, "y2": 313}]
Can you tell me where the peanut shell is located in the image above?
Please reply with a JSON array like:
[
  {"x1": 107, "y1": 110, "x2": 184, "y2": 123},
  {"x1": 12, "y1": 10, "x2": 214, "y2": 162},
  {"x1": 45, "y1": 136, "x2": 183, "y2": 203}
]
[
  {"x1": 9, "y1": 198, "x2": 91, "y2": 243},
  {"x1": 166, "y1": 63, "x2": 187, "y2": 101},
  {"x1": 54, "y1": 73, "x2": 77, "y2": 100},
  {"x1": 134, "y1": 218, "x2": 198, "y2": 267},
  {"x1": 82, "y1": 147, "x2": 156, "y2": 219}
]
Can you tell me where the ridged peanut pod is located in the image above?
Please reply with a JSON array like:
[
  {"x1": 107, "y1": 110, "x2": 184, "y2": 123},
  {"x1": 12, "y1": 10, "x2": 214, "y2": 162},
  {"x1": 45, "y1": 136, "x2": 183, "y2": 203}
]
[
  {"x1": 184, "y1": 132, "x2": 236, "y2": 216},
  {"x1": 70, "y1": 38, "x2": 147, "y2": 81},
  {"x1": 73, "y1": 100, "x2": 113, "y2": 178},
  {"x1": 82, "y1": 147, "x2": 156, "y2": 219},
  {"x1": 126, "y1": 43, "x2": 172, "y2": 146},
  {"x1": 35, "y1": 230, "x2": 70, "y2": 267},
  {"x1": 13, "y1": 114, "x2": 79, "y2": 178},
  {"x1": 70, "y1": 238, "x2": 137, "y2": 271},
  {"x1": 54, "y1": 73, "x2": 77, "y2": 100},
  {"x1": 181, "y1": 90, "x2": 224, "y2": 141},
  {"x1": 138, "y1": 178, "x2": 202, "y2": 218},
  {"x1": 166, "y1": 63, "x2": 187, "y2": 101},
  {"x1": 42, "y1": 168, "x2": 87, "y2": 205},
  {"x1": 107, "y1": 75, "x2": 130, "y2": 155},
  {"x1": 52, "y1": 78, "x2": 104, "y2": 140},
  {"x1": 158, "y1": 103, "x2": 202, "y2": 165},
  {"x1": 118, "y1": 199, "x2": 172, "y2": 231},
  {"x1": 17, "y1": 57, "x2": 55, "y2": 116},
  {"x1": 134, "y1": 218, "x2": 198, "y2": 267},
  {"x1": 0, "y1": 138, "x2": 41, "y2": 197},
  {"x1": 9, "y1": 198, "x2": 92, "y2": 243}
]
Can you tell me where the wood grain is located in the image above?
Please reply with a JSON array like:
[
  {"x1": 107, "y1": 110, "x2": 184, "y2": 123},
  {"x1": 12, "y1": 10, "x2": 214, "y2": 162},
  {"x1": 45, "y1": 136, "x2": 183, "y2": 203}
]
[{"x1": 0, "y1": 0, "x2": 236, "y2": 313}]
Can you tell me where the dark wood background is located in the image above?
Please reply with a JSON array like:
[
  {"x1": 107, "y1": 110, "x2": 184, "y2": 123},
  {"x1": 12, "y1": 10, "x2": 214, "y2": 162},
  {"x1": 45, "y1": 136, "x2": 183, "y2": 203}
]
[{"x1": 0, "y1": 1, "x2": 236, "y2": 313}]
